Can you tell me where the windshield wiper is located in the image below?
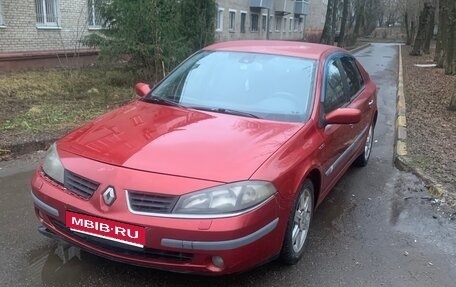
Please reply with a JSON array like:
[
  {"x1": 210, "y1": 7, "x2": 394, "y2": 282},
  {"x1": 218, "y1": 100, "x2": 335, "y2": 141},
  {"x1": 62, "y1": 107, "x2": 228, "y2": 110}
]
[
  {"x1": 143, "y1": 95, "x2": 187, "y2": 109},
  {"x1": 190, "y1": 106, "x2": 260, "y2": 119}
]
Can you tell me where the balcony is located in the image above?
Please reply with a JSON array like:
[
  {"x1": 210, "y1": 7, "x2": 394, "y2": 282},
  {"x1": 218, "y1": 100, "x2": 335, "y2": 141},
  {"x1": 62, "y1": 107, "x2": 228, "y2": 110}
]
[
  {"x1": 274, "y1": 0, "x2": 292, "y2": 15},
  {"x1": 294, "y1": 0, "x2": 309, "y2": 15},
  {"x1": 249, "y1": 0, "x2": 273, "y2": 9}
]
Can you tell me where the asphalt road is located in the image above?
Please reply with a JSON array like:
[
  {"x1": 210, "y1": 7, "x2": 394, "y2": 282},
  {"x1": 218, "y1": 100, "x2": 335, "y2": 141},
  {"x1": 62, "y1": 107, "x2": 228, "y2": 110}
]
[{"x1": 1, "y1": 43, "x2": 455, "y2": 287}]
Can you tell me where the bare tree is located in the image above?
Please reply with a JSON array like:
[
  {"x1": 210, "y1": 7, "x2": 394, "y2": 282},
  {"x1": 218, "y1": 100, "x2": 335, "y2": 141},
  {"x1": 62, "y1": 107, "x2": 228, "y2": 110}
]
[
  {"x1": 423, "y1": 3, "x2": 436, "y2": 54},
  {"x1": 320, "y1": 0, "x2": 337, "y2": 45},
  {"x1": 434, "y1": 0, "x2": 449, "y2": 67},
  {"x1": 410, "y1": 2, "x2": 434, "y2": 56},
  {"x1": 353, "y1": 0, "x2": 365, "y2": 38},
  {"x1": 338, "y1": 0, "x2": 350, "y2": 47}
]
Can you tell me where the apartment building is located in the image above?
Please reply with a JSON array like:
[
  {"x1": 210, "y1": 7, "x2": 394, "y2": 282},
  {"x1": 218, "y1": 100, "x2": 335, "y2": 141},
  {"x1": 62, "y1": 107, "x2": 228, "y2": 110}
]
[
  {"x1": 215, "y1": 0, "x2": 310, "y2": 41},
  {"x1": 305, "y1": 0, "x2": 328, "y2": 37},
  {"x1": 0, "y1": 0, "x2": 326, "y2": 70},
  {"x1": 0, "y1": 0, "x2": 101, "y2": 53}
]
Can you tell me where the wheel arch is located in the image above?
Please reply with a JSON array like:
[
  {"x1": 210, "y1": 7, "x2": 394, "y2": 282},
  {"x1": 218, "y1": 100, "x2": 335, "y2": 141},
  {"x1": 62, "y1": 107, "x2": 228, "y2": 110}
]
[
  {"x1": 305, "y1": 168, "x2": 322, "y2": 208},
  {"x1": 373, "y1": 111, "x2": 378, "y2": 127}
]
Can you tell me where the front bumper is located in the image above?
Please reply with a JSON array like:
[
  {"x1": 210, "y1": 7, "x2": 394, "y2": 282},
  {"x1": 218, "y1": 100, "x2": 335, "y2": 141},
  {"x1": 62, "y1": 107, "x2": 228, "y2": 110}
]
[{"x1": 31, "y1": 165, "x2": 284, "y2": 275}]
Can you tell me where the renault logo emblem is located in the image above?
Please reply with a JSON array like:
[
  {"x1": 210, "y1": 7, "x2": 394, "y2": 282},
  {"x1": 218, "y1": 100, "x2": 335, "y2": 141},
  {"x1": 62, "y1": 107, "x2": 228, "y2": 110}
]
[{"x1": 102, "y1": 186, "x2": 116, "y2": 206}]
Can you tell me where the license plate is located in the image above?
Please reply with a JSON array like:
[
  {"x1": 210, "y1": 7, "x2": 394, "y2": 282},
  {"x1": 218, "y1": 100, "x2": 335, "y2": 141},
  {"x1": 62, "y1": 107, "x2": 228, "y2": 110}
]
[{"x1": 66, "y1": 211, "x2": 146, "y2": 248}]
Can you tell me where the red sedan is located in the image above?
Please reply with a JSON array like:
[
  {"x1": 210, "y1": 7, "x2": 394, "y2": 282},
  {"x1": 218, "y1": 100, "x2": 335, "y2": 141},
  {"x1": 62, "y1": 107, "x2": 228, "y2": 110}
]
[{"x1": 31, "y1": 40, "x2": 377, "y2": 275}]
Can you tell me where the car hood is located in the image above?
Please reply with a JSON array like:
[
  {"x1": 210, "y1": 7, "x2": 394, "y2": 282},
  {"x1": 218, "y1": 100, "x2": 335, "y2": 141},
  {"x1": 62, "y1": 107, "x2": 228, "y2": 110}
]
[{"x1": 58, "y1": 101, "x2": 301, "y2": 183}]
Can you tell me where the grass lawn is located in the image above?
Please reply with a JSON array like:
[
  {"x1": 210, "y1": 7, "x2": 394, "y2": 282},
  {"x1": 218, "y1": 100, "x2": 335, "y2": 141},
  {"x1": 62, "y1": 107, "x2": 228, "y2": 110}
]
[{"x1": 0, "y1": 67, "x2": 138, "y2": 153}]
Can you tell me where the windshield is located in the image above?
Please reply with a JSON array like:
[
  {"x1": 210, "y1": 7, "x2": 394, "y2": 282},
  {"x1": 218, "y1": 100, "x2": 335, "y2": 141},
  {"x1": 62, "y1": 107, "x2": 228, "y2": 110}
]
[{"x1": 150, "y1": 51, "x2": 317, "y2": 122}]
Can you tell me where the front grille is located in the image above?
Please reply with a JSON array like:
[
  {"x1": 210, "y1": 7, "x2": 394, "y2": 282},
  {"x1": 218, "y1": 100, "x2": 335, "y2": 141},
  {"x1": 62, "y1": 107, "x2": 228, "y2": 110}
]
[
  {"x1": 51, "y1": 219, "x2": 194, "y2": 262},
  {"x1": 128, "y1": 191, "x2": 178, "y2": 214},
  {"x1": 64, "y1": 170, "x2": 99, "y2": 199}
]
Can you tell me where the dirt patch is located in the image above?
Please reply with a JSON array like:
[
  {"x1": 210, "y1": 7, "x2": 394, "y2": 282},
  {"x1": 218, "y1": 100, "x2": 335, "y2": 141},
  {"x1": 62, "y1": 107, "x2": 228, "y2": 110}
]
[{"x1": 401, "y1": 45, "x2": 456, "y2": 195}]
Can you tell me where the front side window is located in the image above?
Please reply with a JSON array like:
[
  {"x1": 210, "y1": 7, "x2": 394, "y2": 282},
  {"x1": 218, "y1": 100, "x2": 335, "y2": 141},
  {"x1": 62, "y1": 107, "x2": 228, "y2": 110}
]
[
  {"x1": 324, "y1": 60, "x2": 346, "y2": 113},
  {"x1": 251, "y1": 13, "x2": 259, "y2": 32},
  {"x1": 88, "y1": 0, "x2": 103, "y2": 28},
  {"x1": 151, "y1": 51, "x2": 317, "y2": 123},
  {"x1": 35, "y1": 0, "x2": 58, "y2": 26},
  {"x1": 340, "y1": 57, "x2": 364, "y2": 98}
]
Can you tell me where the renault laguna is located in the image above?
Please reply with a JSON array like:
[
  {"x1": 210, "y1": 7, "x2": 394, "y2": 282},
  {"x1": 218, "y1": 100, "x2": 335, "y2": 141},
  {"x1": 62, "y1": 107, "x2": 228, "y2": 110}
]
[{"x1": 31, "y1": 40, "x2": 377, "y2": 275}]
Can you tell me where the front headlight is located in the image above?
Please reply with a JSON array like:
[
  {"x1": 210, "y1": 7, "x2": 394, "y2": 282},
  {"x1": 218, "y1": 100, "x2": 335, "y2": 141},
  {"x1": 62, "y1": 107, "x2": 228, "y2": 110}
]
[
  {"x1": 172, "y1": 181, "x2": 276, "y2": 215},
  {"x1": 42, "y1": 143, "x2": 64, "y2": 184}
]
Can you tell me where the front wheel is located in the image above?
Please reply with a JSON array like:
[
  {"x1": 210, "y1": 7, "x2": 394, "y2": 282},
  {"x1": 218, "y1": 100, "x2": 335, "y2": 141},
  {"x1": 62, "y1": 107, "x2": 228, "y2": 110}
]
[
  {"x1": 280, "y1": 180, "x2": 314, "y2": 265},
  {"x1": 353, "y1": 124, "x2": 374, "y2": 167}
]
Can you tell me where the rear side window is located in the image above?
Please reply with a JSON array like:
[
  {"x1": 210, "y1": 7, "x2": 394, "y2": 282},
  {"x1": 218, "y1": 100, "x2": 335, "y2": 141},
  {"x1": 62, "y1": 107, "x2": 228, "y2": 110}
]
[
  {"x1": 340, "y1": 57, "x2": 364, "y2": 98},
  {"x1": 324, "y1": 60, "x2": 346, "y2": 113}
]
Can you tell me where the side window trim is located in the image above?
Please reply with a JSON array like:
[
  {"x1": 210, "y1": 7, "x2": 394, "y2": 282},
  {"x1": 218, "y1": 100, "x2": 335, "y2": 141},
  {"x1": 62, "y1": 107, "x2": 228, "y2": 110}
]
[{"x1": 320, "y1": 53, "x2": 351, "y2": 114}]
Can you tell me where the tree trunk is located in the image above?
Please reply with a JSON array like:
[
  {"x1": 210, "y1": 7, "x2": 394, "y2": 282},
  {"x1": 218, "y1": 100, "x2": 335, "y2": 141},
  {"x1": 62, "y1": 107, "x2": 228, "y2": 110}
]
[
  {"x1": 445, "y1": 0, "x2": 456, "y2": 75},
  {"x1": 320, "y1": 0, "x2": 335, "y2": 44},
  {"x1": 423, "y1": 4, "x2": 435, "y2": 54},
  {"x1": 410, "y1": 20, "x2": 416, "y2": 45},
  {"x1": 353, "y1": 0, "x2": 365, "y2": 39},
  {"x1": 405, "y1": 11, "x2": 412, "y2": 45},
  {"x1": 449, "y1": 88, "x2": 456, "y2": 111},
  {"x1": 329, "y1": 0, "x2": 339, "y2": 45},
  {"x1": 410, "y1": 3, "x2": 432, "y2": 56},
  {"x1": 446, "y1": 1, "x2": 456, "y2": 111},
  {"x1": 434, "y1": 0, "x2": 447, "y2": 65},
  {"x1": 338, "y1": 0, "x2": 350, "y2": 47}
]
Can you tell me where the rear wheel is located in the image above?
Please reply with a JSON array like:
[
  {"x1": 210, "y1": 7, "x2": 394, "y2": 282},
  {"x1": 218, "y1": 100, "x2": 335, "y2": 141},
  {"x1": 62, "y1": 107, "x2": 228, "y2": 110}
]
[
  {"x1": 280, "y1": 180, "x2": 314, "y2": 265},
  {"x1": 353, "y1": 124, "x2": 374, "y2": 167}
]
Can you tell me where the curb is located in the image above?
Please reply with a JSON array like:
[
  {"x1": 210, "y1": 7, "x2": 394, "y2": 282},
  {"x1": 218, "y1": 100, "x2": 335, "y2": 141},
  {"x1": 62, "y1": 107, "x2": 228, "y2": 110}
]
[
  {"x1": 0, "y1": 137, "x2": 57, "y2": 160},
  {"x1": 349, "y1": 43, "x2": 371, "y2": 54},
  {"x1": 393, "y1": 45, "x2": 448, "y2": 199}
]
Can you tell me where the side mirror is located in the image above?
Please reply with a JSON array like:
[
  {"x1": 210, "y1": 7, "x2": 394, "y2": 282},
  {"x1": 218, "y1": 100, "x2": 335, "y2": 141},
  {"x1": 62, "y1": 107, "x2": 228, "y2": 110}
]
[
  {"x1": 325, "y1": 108, "x2": 361, "y2": 125},
  {"x1": 135, "y1": 82, "x2": 151, "y2": 98}
]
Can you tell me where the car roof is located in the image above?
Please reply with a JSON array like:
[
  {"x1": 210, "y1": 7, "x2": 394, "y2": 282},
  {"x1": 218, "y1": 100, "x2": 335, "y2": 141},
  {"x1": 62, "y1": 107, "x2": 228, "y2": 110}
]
[{"x1": 203, "y1": 40, "x2": 345, "y2": 60}]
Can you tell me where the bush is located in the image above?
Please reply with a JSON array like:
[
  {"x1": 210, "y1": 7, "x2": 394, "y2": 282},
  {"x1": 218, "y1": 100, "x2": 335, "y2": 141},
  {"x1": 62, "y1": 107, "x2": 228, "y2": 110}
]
[{"x1": 83, "y1": 0, "x2": 215, "y2": 83}]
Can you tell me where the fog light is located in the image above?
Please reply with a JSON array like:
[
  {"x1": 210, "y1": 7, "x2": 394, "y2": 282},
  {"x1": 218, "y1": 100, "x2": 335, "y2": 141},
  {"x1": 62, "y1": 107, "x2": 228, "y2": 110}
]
[{"x1": 211, "y1": 256, "x2": 224, "y2": 268}]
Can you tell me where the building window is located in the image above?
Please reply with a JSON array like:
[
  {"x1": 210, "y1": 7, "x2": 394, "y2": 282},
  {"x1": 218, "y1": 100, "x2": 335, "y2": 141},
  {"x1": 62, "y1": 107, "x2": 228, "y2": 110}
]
[
  {"x1": 35, "y1": 0, "x2": 59, "y2": 27},
  {"x1": 275, "y1": 16, "x2": 282, "y2": 32},
  {"x1": 229, "y1": 10, "x2": 236, "y2": 31},
  {"x1": 299, "y1": 17, "x2": 304, "y2": 32},
  {"x1": 289, "y1": 17, "x2": 293, "y2": 32},
  {"x1": 240, "y1": 11, "x2": 246, "y2": 33},
  {"x1": 88, "y1": 0, "x2": 103, "y2": 28},
  {"x1": 0, "y1": 0, "x2": 4, "y2": 26},
  {"x1": 294, "y1": 17, "x2": 299, "y2": 31},
  {"x1": 251, "y1": 13, "x2": 259, "y2": 32},
  {"x1": 283, "y1": 18, "x2": 287, "y2": 32},
  {"x1": 216, "y1": 7, "x2": 224, "y2": 31},
  {"x1": 269, "y1": 15, "x2": 273, "y2": 32},
  {"x1": 261, "y1": 14, "x2": 267, "y2": 31}
]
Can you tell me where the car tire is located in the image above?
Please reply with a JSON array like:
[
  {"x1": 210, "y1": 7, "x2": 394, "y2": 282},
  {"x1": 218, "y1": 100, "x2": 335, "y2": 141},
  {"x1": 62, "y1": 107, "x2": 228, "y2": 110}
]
[
  {"x1": 280, "y1": 179, "x2": 314, "y2": 265},
  {"x1": 353, "y1": 123, "x2": 374, "y2": 167}
]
